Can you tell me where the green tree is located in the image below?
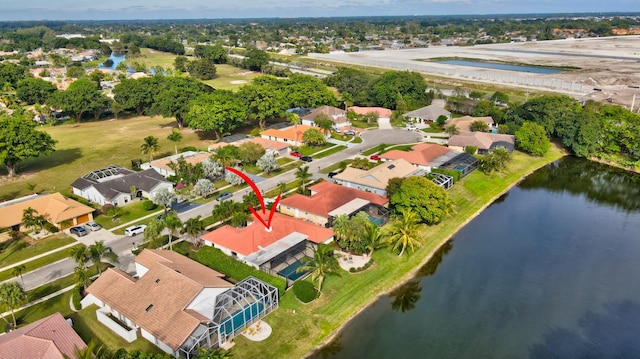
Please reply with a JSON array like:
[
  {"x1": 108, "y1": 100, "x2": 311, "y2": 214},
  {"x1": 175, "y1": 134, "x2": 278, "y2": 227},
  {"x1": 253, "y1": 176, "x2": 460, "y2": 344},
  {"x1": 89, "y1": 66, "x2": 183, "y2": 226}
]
[
  {"x1": 297, "y1": 243, "x2": 340, "y2": 292},
  {"x1": 46, "y1": 78, "x2": 110, "y2": 122},
  {"x1": 286, "y1": 112, "x2": 301, "y2": 147},
  {"x1": 194, "y1": 44, "x2": 228, "y2": 64},
  {"x1": 74, "y1": 266, "x2": 89, "y2": 289},
  {"x1": 182, "y1": 215, "x2": 205, "y2": 247},
  {"x1": 185, "y1": 91, "x2": 247, "y2": 140},
  {"x1": 188, "y1": 58, "x2": 217, "y2": 80},
  {"x1": 89, "y1": 240, "x2": 118, "y2": 275},
  {"x1": 479, "y1": 148, "x2": 512, "y2": 174},
  {"x1": 385, "y1": 177, "x2": 405, "y2": 198},
  {"x1": 490, "y1": 91, "x2": 509, "y2": 105},
  {"x1": 470, "y1": 120, "x2": 490, "y2": 132},
  {"x1": 0, "y1": 282, "x2": 27, "y2": 328},
  {"x1": 140, "y1": 135, "x2": 160, "y2": 162},
  {"x1": 211, "y1": 145, "x2": 239, "y2": 168},
  {"x1": 324, "y1": 67, "x2": 372, "y2": 105},
  {"x1": 195, "y1": 346, "x2": 233, "y2": 359},
  {"x1": 174, "y1": 55, "x2": 188, "y2": 72},
  {"x1": 362, "y1": 222, "x2": 384, "y2": 258},
  {"x1": 238, "y1": 81, "x2": 287, "y2": 129},
  {"x1": 390, "y1": 176, "x2": 452, "y2": 224},
  {"x1": 370, "y1": 71, "x2": 428, "y2": 109},
  {"x1": 230, "y1": 211, "x2": 251, "y2": 228},
  {"x1": 302, "y1": 128, "x2": 327, "y2": 146},
  {"x1": 22, "y1": 207, "x2": 38, "y2": 234},
  {"x1": 144, "y1": 218, "x2": 165, "y2": 248},
  {"x1": 385, "y1": 208, "x2": 423, "y2": 256},
  {"x1": 515, "y1": 122, "x2": 550, "y2": 156},
  {"x1": 164, "y1": 213, "x2": 182, "y2": 251},
  {"x1": 0, "y1": 112, "x2": 56, "y2": 177},
  {"x1": 243, "y1": 48, "x2": 270, "y2": 71},
  {"x1": 238, "y1": 142, "x2": 265, "y2": 164},
  {"x1": 12, "y1": 264, "x2": 26, "y2": 288},
  {"x1": 295, "y1": 166, "x2": 312, "y2": 193},
  {"x1": 16, "y1": 78, "x2": 57, "y2": 105},
  {"x1": 212, "y1": 200, "x2": 236, "y2": 224},
  {"x1": 314, "y1": 116, "x2": 334, "y2": 135},
  {"x1": 70, "y1": 246, "x2": 90, "y2": 269},
  {"x1": 113, "y1": 77, "x2": 164, "y2": 116},
  {"x1": 444, "y1": 125, "x2": 459, "y2": 136},
  {"x1": 152, "y1": 77, "x2": 213, "y2": 128},
  {"x1": 194, "y1": 179, "x2": 216, "y2": 198},
  {"x1": 152, "y1": 188, "x2": 178, "y2": 216},
  {"x1": 167, "y1": 129, "x2": 183, "y2": 155}
]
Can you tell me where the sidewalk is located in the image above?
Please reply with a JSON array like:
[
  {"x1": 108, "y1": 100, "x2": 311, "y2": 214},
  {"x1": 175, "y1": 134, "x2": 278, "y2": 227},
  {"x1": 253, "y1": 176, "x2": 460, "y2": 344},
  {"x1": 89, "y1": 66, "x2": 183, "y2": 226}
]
[{"x1": 0, "y1": 285, "x2": 75, "y2": 319}]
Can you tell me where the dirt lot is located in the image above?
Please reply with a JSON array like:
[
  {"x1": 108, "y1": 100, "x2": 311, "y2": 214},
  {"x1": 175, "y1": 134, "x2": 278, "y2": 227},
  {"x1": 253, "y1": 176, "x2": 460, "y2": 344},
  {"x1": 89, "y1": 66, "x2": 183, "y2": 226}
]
[{"x1": 310, "y1": 36, "x2": 640, "y2": 109}]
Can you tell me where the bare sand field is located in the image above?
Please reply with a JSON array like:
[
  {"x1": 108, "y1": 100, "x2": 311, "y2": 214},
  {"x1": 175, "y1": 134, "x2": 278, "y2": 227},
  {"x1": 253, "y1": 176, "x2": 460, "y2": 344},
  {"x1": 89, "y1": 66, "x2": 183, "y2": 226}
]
[{"x1": 309, "y1": 36, "x2": 640, "y2": 109}]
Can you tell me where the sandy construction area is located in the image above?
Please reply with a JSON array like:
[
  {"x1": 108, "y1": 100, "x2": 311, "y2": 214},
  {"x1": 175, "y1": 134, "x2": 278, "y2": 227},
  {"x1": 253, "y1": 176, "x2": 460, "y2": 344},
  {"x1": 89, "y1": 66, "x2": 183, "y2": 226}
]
[{"x1": 310, "y1": 36, "x2": 640, "y2": 110}]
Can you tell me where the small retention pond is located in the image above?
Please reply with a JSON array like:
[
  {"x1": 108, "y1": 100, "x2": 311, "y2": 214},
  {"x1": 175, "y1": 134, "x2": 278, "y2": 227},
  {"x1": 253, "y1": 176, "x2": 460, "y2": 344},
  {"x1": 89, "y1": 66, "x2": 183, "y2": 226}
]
[{"x1": 435, "y1": 59, "x2": 565, "y2": 74}]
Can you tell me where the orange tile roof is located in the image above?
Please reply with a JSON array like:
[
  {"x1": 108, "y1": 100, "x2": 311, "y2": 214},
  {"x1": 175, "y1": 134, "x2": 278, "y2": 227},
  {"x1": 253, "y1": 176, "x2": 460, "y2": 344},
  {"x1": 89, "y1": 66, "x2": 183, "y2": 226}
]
[
  {"x1": 381, "y1": 143, "x2": 453, "y2": 167},
  {"x1": 0, "y1": 193, "x2": 94, "y2": 228},
  {"x1": 201, "y1": 213, "x2": 334, "y2": 256},
  {"x1": 448, "y1": 116, "x2": 494, "y2": 132},
  {"x1": 246, "y1": 137, "x2": 289, "y2": 150},
  {"x1": 86, "y1": 250, "x2": 233, "y2": 350},
  {"x1": 280, "y1": 181, "x2": 388, "y2": 217},
  {"x1": 0, "y1": 312, "x2": 87, "y2": 359},
  {"x1": 150, "y1": 152, "x2": 210, "y2": 172},
  {"x1": 260, "y1": 125, "x2": 317, "y2": 142},
  {"x1": 349, "y1": 106, "x2": 392, "y2": 118}
]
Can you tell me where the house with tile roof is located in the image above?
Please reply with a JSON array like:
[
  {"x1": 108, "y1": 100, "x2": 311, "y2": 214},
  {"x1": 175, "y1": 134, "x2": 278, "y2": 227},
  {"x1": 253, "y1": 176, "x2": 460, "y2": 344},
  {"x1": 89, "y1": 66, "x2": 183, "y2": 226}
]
[
  {"x1": 349, "y1": 106, "x2": 392, "y2": 120},
  {"x1": 402, "y1": 100, "x2": 451, "y2": 124},
  {"x1": 260, "y1": 125, "x2": 317, "y2": 147},
  {"x1": 380, "y1": 143, "x2": 458, "y2": 172},
  {"x1": 82, "y1": 249, "x2": 278, "y2": 357},
  {"x1": 209, "y1": 138, "x2": 290, "y2": 157},
  {"x1": 447, "y1": 115, "x2": 496, "y2": 132},
  {"x1": 333, "y1": 159, "x2": 424, "y2": 195},
  {"x1": 279, "y1": 181, "x2": 388, "y2": 227},
  {"x1": 201, "y1": 213, "x2": 334, "y2": 281},
  {"x1": 301, "y1": 105, "x2": 349, "y2": 129},
  {"x1": 448, "y1": 132, "x2": 515, "y2": 154},
  {"x1": 0, "y1": 312, "x2": 87, "y2": 359},
  {"x1": 141, "y1": 151, "x2": 211, "y2": 178},
  {"x1": 71, "y1": 165, "x2": 173, "y2": 206},
  {"x1": 0, "y1": 193, "x2": 94, "y2": 230}
]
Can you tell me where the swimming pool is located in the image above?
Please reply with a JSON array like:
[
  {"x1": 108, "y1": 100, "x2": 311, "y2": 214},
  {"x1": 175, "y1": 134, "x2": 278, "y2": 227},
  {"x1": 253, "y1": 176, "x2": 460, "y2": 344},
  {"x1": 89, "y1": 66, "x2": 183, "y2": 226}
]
[{"x1": 277, "y1": 259, "x2": 308, "y2": 281}]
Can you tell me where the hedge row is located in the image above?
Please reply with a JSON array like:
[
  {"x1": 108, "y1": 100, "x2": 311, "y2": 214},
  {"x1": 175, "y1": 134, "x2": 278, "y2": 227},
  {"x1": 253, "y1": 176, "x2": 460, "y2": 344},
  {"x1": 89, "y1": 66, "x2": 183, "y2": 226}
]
[{"x1": 196, "y1": 246, "x2": 286, "y2": 295}]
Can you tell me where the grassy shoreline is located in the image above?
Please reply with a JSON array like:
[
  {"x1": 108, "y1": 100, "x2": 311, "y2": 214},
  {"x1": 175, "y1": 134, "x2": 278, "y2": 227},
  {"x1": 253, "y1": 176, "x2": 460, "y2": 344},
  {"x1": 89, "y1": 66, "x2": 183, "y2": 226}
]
[{"x1": 231, "y1": 144, "x2": 566, "y2": 359}]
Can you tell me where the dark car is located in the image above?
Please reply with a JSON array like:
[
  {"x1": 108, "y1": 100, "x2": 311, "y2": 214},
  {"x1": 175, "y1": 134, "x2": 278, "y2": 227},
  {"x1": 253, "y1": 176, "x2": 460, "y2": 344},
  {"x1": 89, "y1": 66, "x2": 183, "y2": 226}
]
[
  {"x1": 70, "y1": 226, "x2": 88, "y2": 237},
  {"x1": 344, "y1": 130, "x2": 356, "y2": 136},
  {"x1": 290, "y1": 151, "x2": 302, "y2": 157},
  {"x1": 300, "y1": 156, "x2": 313, "y2": 162},
  {"x1": 328, "y1": 171, "x2": 339, "y2": 178},
  {"x1": 216, "y1": 192, "x2": 233, "y2": 201}
]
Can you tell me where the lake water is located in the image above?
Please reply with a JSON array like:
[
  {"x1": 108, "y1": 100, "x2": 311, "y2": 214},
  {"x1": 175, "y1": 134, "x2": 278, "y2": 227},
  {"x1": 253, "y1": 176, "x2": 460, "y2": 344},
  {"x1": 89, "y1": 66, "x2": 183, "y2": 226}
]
[
  {"x1": 435, "y1": 59, "x2": 564, "y2": 74},
  {"x1": 99, "y1": 52, "x2": 126, "y2": 70},
  {"x1": 315, "y1": 157, "x2": 640, "y2": 359}
]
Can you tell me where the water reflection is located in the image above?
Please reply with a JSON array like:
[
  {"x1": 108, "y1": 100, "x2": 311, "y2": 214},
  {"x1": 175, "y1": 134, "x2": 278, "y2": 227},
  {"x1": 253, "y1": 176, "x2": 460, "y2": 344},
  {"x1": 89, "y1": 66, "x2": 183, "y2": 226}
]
[
  {"x1": 390, "y1": 280, "x2": 422, "y2": 313},
  {"x1": 416, "y1": 241, "x2": 453, "y2": 279},
  {"x1": 314, "y1": 334, "x2": 343, "y2": 359}
]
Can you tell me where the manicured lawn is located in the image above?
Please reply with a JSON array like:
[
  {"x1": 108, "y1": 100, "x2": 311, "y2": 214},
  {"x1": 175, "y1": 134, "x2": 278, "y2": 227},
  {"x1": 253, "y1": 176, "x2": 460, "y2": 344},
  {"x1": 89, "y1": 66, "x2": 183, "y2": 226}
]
[
  {"x1": 350, "y1": 120, "x2": 375, "y2": 129},
  {"x1": 0, "y1": 116, "x2": 212, "y2": 201},
  {"x1": 350, "y1": 137, "x2": 363, "y2": 144},
  {"x1": 313, "y1": 145, "x2": 348, "y2": 159},
  {"x1": 16, "y1": 290, "x2": 74, "y2": 325},
  {"x1": 0, "y1": 234, "x2": 75, "y2": 268},
  {"x1": 94, "y1": 200, "x2": 162, "y2": 229},
  {"x1": 231, "y1": 145, "x2": 566, "y2": 359},
  {"x1": 421, "y1": 127, "x2": 445, "y2": 133},
  {"x1": 331, "y1": 133, "x2": 351, "y2": 141},
  {"x1": 298, "y1": 144, "x2": 333, "y2": 156},
  {"x1": 203, "y1": 64, "x2": 261, "y2": 91},
  {"x1": 0, "y1": 244, "x2": 84, "y2": 281},
  {"x1": 320, "y1": 160, "x2": 353, "y2": 174},
  {"x1": 136, "y1": 48, "x2": 178, "y2": 69}
]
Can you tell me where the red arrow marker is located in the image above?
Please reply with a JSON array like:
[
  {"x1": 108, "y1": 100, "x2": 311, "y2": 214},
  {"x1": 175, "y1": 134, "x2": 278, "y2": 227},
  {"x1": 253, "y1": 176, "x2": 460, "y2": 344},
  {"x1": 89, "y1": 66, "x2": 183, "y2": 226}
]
[{"x1": 225, "y1": 167, "x2": 281, "y2": 231}]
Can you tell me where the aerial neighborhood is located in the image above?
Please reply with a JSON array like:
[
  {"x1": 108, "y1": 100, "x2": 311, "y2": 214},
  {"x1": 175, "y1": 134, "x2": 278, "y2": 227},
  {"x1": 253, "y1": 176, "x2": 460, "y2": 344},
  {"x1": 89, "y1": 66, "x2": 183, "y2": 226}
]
[{"x1": 1, "y1": 12, "x2": 640, "y2": 359}]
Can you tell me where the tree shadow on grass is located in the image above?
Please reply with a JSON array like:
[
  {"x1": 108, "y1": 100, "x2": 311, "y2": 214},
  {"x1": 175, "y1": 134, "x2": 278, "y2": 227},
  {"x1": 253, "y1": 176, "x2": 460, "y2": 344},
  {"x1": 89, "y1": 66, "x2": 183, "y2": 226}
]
[{"x1": 13, "y1": 148, "x2": 83, "y2": 174}]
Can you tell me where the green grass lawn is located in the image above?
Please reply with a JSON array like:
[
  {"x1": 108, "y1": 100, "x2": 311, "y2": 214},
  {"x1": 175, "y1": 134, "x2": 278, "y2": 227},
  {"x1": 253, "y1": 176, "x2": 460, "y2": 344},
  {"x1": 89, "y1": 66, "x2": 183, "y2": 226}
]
[
  {"x1": 0, "y1": 243, "x2": 84, "y2": 281},
  {"x1": 313, "y1": 145, "x2": 348, "y2": 159},
  {"x1": 203, "y1": 64, "x2": 261, "y2": 91},
  {"x1": 350, "y1": 120, "x2": 375, "y2": 129},
  {"x1": 231, "y1": 145, "x2": 566, "y2": 359},
  {"x1": 320, "y1": 160, "x2": 353, "y2": 174},
  {"x1": 0, "y1": 234, "x2": 75, "y2": 268},
  {"x1": 136, "y1": 48, "x2": 178, "y2": 69},
  {"x1": 298, "y1": 144, "x2": 333, "y2": 156},
  {"x1": 350, "y1": 137, "x2": 363, "y2": 144},
  {"x1": 93, "y1": 200, "x2": 162, "y2": 229},
  {"x1": 0, "y1": 116, "x2": 213, "y2": 201}
]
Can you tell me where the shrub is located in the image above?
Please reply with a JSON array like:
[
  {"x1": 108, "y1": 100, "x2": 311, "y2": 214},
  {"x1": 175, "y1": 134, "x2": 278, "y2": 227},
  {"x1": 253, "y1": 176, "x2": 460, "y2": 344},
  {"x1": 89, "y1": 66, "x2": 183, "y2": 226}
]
[
  {"x1": 431, "y1": 168, "x2": 462, "y2": 183},
  {"x1": 465, "y1": 146, "x2": 478, "y2": 155},
  {"x1": 180, "y1": 146, "x2": 198, "y2": 152},
  {"x1": 293, "y1": 280, "x2": 318, "y2": 303},
  {"x1": 142, "y1": 200, "x2": 158, "y2": 211},
  {"x1": 72, "y1": 285, "x2": 82, "y2": 310},
  {"x1": 43, "y1": 222, "x2": 59, "y2": 233},
  {"x1": 197, "y1": 247, "x2": 286, "y2": 295}
]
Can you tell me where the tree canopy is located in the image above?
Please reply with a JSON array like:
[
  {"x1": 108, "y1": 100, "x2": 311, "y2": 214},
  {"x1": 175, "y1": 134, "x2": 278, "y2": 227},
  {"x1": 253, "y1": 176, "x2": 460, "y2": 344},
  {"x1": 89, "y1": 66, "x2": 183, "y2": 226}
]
[
  {"x1": 47, "y1": 78, "x2": 110, "y2": 122},
  {"x1": 390, "y1": 176, "x2": 452, "y2": 224},
  {"x1": 369, "y1": 70, "x2": 429, "y2": 109},
  {"x1": 151, "y1": 77, "x2": 213, "y2": 128},
  {"x1": 185, "y1": 90, "x2": 247, "y2": 140},
  {"x1": 515, "y1": 122, "x2": 550, "y2": 156},
  {"x1": 0, "y1": 112, "x2": 56, "y2": 177},
  {"x1": 16, "y1": 77, "x2": 57, "y2": 105}
]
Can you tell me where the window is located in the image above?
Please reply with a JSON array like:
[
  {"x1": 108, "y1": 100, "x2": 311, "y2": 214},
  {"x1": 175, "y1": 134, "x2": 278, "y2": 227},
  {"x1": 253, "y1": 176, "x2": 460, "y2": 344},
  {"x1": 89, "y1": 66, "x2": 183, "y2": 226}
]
[{"x1": 146, "y1": 304, "x2": 154, "y2": 312}]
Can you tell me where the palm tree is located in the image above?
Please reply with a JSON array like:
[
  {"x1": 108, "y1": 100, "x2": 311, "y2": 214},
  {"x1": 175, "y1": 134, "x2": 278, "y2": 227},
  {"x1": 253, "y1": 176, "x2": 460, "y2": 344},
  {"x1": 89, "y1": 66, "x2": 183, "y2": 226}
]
[
  {"x1": 277, "y1": 181, "x2": 287, "y2": 195},
  {"x1": 70, "y1": 246, "x2": 90, "y2": 269},
  {"x1": 22, "y1": 207, "x2": 38, "y2": 234},
  {"x1": 362, "y1": 222, "x2": 383, "y2": 258},
  {"x1": 144, "y1": 218, "x2": 166, "y2": 249},
  {"x1": 286, "y1": 112, "x2": 301, "y2": 148},
  {"x1": 212, "y1": 201, "x2": 235, "y2": 224},
  {"x1": 141, "y1": 135, "x2": 160, "y2": 162},
  {"x1": 72, "y1": 340, "x2": 111, "y2": 359},
  {"x1": 297, "y1": 244, "x2": 340, "y2": 292},
  {"x1": 167, "y1": 129, "x2": 183, "y2": 155},
  {"x1": 211, "y1": 147, "x2": 237, "y2": 169},
  {"x1": 182, "y1": 216, "x2": 205, "y2": 247},
  {"x1": 332, "y1": 214, "x2": 351, "y2": 248},
  {"x1": 385, "y1": 208, "x2": 423, "y2": 257},
  {"x1": 195, "y1": 346, "x2": 233, "y2": 359},
  {"x1": 230, "y1": 211, "x2": 251, "y2": 228},
  {"x1": 89, "y1": 241, "x2": 119, "y2": 275},
  {"x1": 295, "y1": 166, "x2": 312, "y2": 194},
  {"x1": 444, "y1": 125, "x2": 460, "y2": 136},
  {"x1": 164, "y1": 213, "x2": 182, "y2": 250},
  {"x1": 74, "y1": 266, "x2": 89, "y2": 289},
  {"x1": 0, "y1": 282, "x2": 27, "y2": 328},
  {"x1": 12, "y1": 264, "x2": 26, "y2": 288}
]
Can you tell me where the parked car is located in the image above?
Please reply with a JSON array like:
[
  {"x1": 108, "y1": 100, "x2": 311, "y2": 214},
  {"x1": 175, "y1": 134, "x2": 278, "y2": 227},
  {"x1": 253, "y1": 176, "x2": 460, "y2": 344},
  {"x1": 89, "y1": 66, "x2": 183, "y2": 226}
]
[
  {"x1": 300, "y1": 156, "x2": 313, "y2": 162},
  {"x1": 84, "y1": 221, "x2": 102, "y2": 231},
  {"x1": 125, "y1": 225, "x2": 147, "y2": 237},
  {"x1": 333, "y1": 127, "x2": 342, "y2": 133},
  {"x1": 156, "y1": 209, "x2": 177, "y2": 221},
  {"x1": 290, "y1": 151, "x2": 302, "y2": 157},
  {"x1": 370, "y1": 155, "x2": 381, "y2": 161},
  {"x1": 216, "y1": 192, "x2": 233, "y2": 201},
  {"x1": 407, "y1": 125, "x2": 418, "y2": 131},
  {"x1": 70, "y1": 226, "x2": 88, "y2": 237},
  {"x1": 344, "y1": 130, "x2": 356, "y2": 136},
  {"x1": 328, "y1": 171, "x2": 339, "y2": 178}
]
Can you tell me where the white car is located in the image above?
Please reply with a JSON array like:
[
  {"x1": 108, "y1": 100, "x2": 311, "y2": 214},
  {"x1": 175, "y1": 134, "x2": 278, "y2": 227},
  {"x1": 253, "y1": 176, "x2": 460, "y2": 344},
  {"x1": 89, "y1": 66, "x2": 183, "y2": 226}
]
[
  {"x1": 84, "y1": 221, "x2": 102, "y2": 231},
  {"x1": 125, "y1": 225, "x2": 147, "y2": 237}
]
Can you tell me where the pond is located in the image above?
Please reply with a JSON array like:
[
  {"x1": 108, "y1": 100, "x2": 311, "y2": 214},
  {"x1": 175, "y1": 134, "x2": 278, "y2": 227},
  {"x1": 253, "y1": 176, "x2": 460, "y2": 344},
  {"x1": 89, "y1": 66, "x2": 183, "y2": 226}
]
[
  {"x1": 99, "y1": 52, "x2": 126, "y2": 70},
  {"x1": 435, "y1": 59, "x2": 565, "y2": 74},
  {"x1": 314, "y1": 157, "x2": 640, "y2": 359}
]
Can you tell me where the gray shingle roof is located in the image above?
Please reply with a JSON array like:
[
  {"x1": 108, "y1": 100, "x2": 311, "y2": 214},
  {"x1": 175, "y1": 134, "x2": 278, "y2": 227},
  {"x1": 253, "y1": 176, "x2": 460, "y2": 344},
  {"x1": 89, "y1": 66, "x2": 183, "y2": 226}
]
[{"x1": 72, "y1": 167, "x2": 172, "y2": 201}]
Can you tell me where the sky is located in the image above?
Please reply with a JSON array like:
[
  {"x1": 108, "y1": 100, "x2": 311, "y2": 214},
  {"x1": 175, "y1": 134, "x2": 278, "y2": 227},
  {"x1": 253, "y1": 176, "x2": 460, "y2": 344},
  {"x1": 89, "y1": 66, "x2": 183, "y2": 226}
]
[{"x1": 0, "y1": 0, "x2": 638, "y2": 21}]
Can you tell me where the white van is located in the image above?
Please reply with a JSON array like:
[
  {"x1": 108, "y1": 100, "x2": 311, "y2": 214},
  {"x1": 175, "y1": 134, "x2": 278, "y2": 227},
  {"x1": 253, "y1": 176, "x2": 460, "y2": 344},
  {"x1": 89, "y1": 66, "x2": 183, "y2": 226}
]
[{"x1": 125, "y1": 225, "x2": 147, "y2": 237}]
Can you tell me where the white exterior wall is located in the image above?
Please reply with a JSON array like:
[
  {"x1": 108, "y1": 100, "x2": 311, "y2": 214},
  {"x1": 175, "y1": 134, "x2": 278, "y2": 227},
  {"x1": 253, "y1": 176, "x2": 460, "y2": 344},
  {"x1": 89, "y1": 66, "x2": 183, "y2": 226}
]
[
  {"x1": 96, "y1": 308, "x2": 138, "y2": 343},
  {"x1": 187, "y1": 287, "x2": 230, "y2": 318},
  {"x1": 80, "y1": 293, "x2": 103, "y2": 309},
  {"x1": 72, "y1": 186, "x2": 107, "y2": 205},
  {"x1": 147, "y1": 182, "x2": 175, "y2": 200},
  {"x1": 334, "y1": 180, "x2": 386, "y2": 196},
  {"x1": 141, "y1": 328, "x2": 179, "y2": 357}
]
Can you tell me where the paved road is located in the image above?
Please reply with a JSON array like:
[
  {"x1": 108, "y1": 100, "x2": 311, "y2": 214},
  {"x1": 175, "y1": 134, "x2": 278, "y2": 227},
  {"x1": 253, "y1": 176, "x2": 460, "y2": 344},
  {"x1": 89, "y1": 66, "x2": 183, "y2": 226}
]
[{"x1": 16, "y1": 129, "x2": 422, "y2": 290}]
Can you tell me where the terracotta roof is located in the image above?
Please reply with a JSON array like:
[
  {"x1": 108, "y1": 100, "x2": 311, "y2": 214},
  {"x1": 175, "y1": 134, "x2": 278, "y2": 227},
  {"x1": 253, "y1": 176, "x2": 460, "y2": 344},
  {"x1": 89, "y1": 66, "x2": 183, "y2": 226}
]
[
  {"x1": 0, "y1": 312, "x2": 87, "y2": 359},
  {"x1": 280, "y1": 181, "x2": 388, "y2": 218},
  {"x1": 447, "y1": 116, "x2": 494, "y2": 132},
  {"x1": 334, "y1": 159, "x2": 422, "y2": 190},
  {"x1": 260, "y1": 125, "x2": 316, "y2": 142},
  {"x1": 403, "y1": 104, "x2": 451, "y2": 121},
  {"x1": 0, "y1": 193, "x2": 94, "y2": 228},
  {"x1": 448, "y1": 132, "x2": 515, "y2": 150},
  {"x1": 381, "y1": 143, "x2": 453, "y2": 167},
  {"x1": 86, "y1": 250, "x2": 233, "y2": 350},
  {"x1": 201, "y1": 213, "x2": 334, "y2": 256},
  {"x1": 245, "y1": 137, "x2": 289, "y2": 151},
  {"x1": 150, "y1": 152, "x2": 211, "y2": 173},
  {"x1": 301, "y1": 106, "x2": 348, "y2": 124},
  {"x1": 349, "y1": 106, "x2": 392, "y2": 118}
]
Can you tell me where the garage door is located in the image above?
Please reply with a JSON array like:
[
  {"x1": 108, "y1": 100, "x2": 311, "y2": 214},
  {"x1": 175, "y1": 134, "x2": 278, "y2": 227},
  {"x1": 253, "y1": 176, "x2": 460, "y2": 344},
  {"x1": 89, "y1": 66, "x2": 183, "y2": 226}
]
[{"x1": 76, "y1": 214, "x2": 90, "y2": 225}]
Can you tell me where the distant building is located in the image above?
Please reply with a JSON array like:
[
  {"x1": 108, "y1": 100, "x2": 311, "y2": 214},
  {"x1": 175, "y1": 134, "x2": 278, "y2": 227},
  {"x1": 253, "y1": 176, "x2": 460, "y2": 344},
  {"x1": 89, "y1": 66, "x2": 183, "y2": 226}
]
[
  {"x1": 448, "y1": 132, "x2": 515, "y2": 154},
  {"x1": 402, "y1": 100, "x2": 451, "y2": 124},
  {"x1": 349, "y1": 106, "x2": 392, "y2": 122},
  {"x1": 301, "y1": 105, "x2": 349, "y2": 129},
  {"x1": 141, "y1": 151, "x2": 211, "y2": 178}
]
